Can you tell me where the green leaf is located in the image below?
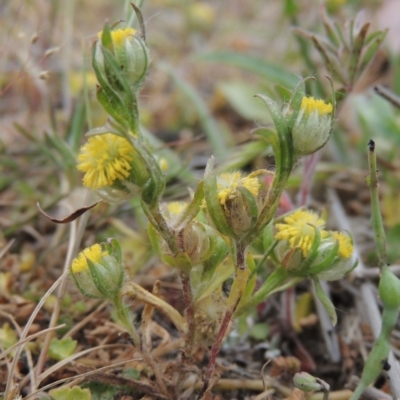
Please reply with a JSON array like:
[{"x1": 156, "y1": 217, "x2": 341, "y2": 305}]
[
  {"x1": 217, "y1": 81, "x2": 273, "y2": 122},
  {"x1": 174, "y1": 181, "x2": 204, "y2": 230},
  {"x1": 202, "y1": 235, "x2": 230, "y2": 282},
  {"x1": 313, "y1": 278, "x2": 337, "y2": 326},
  {"x1": 49, "y1": 386, "x2": 92, "y2": 400},
  {"x1": 195, "y1": 51, "x2": 298, "y2": 88},
  {"x1": 308, "y1": 239, "x2": 339, "y2": 275},
  {"x1": 354, "y1": 93, "x2": 400, "y2": 148},
  {"x1": 48, "y1": 337, "x2": 77, "y2": 361}
]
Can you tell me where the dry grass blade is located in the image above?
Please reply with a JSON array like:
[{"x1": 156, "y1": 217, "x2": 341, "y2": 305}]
[
  {"x1": 36, "y1": 343, "x2": 133, "y2": 385},
  {"x1": 0, "y1": 239, "x2": 15, "y2": 259}
]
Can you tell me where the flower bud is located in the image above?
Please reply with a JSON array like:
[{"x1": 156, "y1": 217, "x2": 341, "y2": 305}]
[
  {"x1": 158, "y1": 202, "x2": 218, "y2": 267},
  {"x1": 288, "y1": 96, "x2": 333, "y2": 156},
  {"x1": 293, "y1": 372, "x2": 329, "y2": 392},
  {"x1": 205, "y1": 170, "x2": 263, "y2": 238},
  {"x1": 94, "y1": 26, "x2": 149, "y2": 93},
  {"x1": 70, "y1": 240, "x2": 124, "y2": 299}
]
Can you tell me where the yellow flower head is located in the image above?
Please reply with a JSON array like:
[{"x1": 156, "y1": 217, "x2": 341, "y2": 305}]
[
  {"x1": 217, "y1": 172, "x2": 260, "y2": 207},
  {"x1": 275, "y1": 210, "x2": 326, "y2": 257},
  {"x1": 71, "y1": 244, "x2": 107, "y2": 274},
  {"x1": 97, "y1": 27, "x2": 137, "y2": 47},
  {"x1": 332, "y1": 231, "x2": 353, "y2": 259},
  {"x1": 77, "y1": 134, "x2": 134, "y2": 190},
  {"x1": 300, "y1": 96, "x2": 332, "y2": 116}
]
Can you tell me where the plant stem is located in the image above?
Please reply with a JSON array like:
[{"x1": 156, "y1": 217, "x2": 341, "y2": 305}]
[
  {"x1": 367, "y1": 139, "x2": 387, "y2": 268},
  {"x1": 180, "y1": 271, "x2": 196, "y2": 356},
  {"x1": 147, "y1": 205, "x2": 180, "y2": 255}
]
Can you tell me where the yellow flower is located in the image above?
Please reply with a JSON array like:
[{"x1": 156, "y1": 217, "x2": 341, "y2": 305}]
[
  {"x1": 97, "y1": 27, "x2": 137, "y2": 47},
  {"x1": 275, "y1": 210, "x2": 326, "y2": 257},
  {"x1": 217, "y1": 172, "x2": 260, "y2": 207},
  {"x1": 332, "y1": 231, "x2": 353, "y2": 259},
  {"x1": 300, "y1": 96, "x2": 332, "y2": 115},
  {"x1": 77, "y1": 134, "x2": 134, "y2": 190},
  {"x1": 71, "y1": 244, "x2": 107, "y2": 274}
]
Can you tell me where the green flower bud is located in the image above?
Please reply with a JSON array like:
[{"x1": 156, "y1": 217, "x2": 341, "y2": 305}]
[
  {"x1": 294, "y1": 372, "x2": 330, "y2": 394},
  {"x1": 70, "y1": 239, "x2": 124, "y2": 300},
  {"x1": 293, "y1": 372, "x2": 323, "y2": 392},
  {"x1": 287, "y1": 96, "x2": 333, "y2": 156},
  {"x1": 94, "y1": 27, "x2": 149, "y2": 93},
  {"x1": 204, "y1": 169, "x2": 263, "y2": 238},
  {"x1": 158, "y1": 202, "x2": 218, "y2": 267}
]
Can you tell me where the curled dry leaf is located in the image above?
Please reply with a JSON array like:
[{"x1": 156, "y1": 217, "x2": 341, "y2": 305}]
[{"x1": 36, "y1": 201, "x2": 102, "y2": 224}]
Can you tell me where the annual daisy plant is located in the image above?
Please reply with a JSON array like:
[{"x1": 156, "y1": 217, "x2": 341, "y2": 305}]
[{"x1": 68, "y1": 7, "x2": 363, "y2": 399}]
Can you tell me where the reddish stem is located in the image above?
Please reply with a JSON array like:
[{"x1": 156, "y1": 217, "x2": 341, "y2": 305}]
[{"x1": 199, "y1": 310, "x2": 233, "y2": 398}]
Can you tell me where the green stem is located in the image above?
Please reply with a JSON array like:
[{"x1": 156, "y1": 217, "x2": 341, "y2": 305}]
[
  {"x1": 367, "y1": 139, "x2": 386, "y2": 268},
  {"x1": 114, "y1": 293, "x2": 141, "y2": 349},
  {"x1": 350, "y1": 307, "x2": 398, "y2": 400}
]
